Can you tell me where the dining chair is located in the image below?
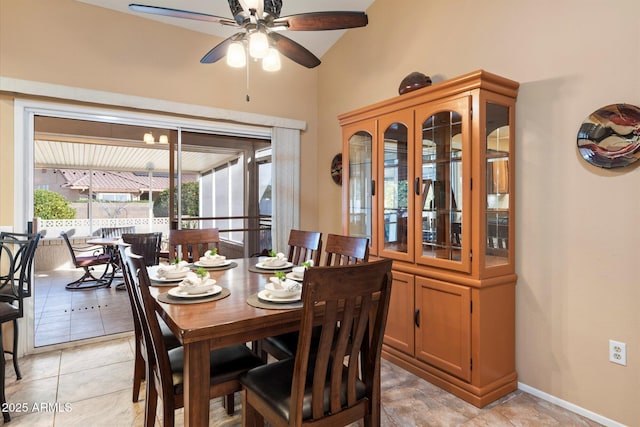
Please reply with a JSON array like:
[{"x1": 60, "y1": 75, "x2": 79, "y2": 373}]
[
  {"x1": 168, "y1": 228, "x2": 220, "y2": 263},
  {"x1": 260, "y1": 233, "x2": 370, "y2": 361},
  {"x1": 323, "y1": 233, "x2": 370, "y2": 265},
  {"x1": 0, "y1": 236, "x2": 39, "y2": 380},
  {"x1": 0, "y1": 238, "x2": 37, "y2": 423},
  {"x1": 60, "y1": 231, "x2": 114, "y2": 290},
  {"x1": 123, "y1": 250, "x2": 263, "y2": 427},
  {"x1": 0, "y1": 231, "x2": 41, "y2": 300},
  {"x1": 258, "y1": 229, "x2": 322, "y2": 361},
  {"x1": 121, "y1": 232, "x2": 162, "y2": 267},
  {"x1": 240, "y1": 258, "x2": 393, "y2": 427},
  {"x1": 286, "y1": 229, "x2": 323, "y2": 266},
  {"x1": 117, "y1": 243, "x2": 180, "y2": 403}
]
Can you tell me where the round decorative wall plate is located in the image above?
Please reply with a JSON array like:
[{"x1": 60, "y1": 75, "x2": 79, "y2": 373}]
[
  {"x1": 576, "y1": 103, "x2": 640, "y2": 168},
  {"x1": 330, "y1": 153, "x2": 342, "y2": 185}
]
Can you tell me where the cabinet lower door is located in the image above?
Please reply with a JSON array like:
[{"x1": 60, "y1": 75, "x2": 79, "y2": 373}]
[
  {"x1": 383, "y1": 271, "x2": 415, "y2": 355},
  {"x1": 415, "y1": 277, "x2": 471, "y2": 381}
]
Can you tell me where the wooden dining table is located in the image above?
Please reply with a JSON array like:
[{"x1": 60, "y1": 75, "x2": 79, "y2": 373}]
[{"x1": 149, "y1": 257, "x2": 307, "y2": 427}]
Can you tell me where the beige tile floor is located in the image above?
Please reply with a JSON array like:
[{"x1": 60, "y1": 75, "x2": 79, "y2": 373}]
[{"x1": 3, "y1": 336, "x2": 603, "y2": 426}]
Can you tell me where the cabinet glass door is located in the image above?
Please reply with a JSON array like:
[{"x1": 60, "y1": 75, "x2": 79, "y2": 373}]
[
  {"x1": 485, "y1": 102, "x2": 511, "y2": 267},
  {"x1": 347, "y1": 130, "x2": 374, "y2": 247},
  {"x1": 415, "y1": 97, "x2": 470, "y2": 272},
  {"x1": 378, "y1": 111, "x2": 413, "y2": 261}
]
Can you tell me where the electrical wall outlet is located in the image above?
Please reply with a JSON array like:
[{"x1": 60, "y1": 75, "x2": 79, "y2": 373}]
[{"x1": 609, "y1": 340, "x2": 627, "y2": 366}]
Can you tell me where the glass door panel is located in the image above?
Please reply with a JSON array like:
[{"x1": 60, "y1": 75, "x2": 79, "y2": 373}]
[
  {"x1": 415, "y1": 96, "x2": 470, "y2": 272},
  {"x1": 378, "y1": 111, "x2": 413, "y2": 261},
  {"x1": 485, "y1": 103, "x2": 511, "y2": 267},
  {"x1": 420, "y1": 111, "x2": 462, "y2": 260},
  {"x1": 347, "y1": 131, "x2": 373, "y2": 244}
]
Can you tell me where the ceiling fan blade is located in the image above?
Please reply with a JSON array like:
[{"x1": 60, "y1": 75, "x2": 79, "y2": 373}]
[
  {"x1": 129, "y1": 4, "x2": 237, "y2": 26},
  {"x1": 272, "y1": 11, "x2": 368, "y2": 31},
  {"x1": 200, "y1": 33, "x2": 245, "y2": 64},
  {"x1": 269, "y1": 32, "x2": 321, "y2": 68}
]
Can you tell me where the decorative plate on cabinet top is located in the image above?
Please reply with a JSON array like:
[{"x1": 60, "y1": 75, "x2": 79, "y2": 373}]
[{"x1": 577, "y1": 103, "x2": 640, "y2": 168}]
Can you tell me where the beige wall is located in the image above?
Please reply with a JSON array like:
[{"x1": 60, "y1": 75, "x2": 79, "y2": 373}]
[
  {"x1": 318, "y1": 0, "x2": 640, "y2": 425},
  {"x1": 0, "y1": 0, "x2": 319, "y2": 231}
]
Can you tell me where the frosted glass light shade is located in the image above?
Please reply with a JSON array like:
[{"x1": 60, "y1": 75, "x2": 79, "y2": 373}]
[
  {"x1": 158, "y1": 135, "x2": 169, "y2": 144},
  {"x1": 143, "y1": 132, "x2": 155, "y2": 144},
  {"x1": 262, "y1": 47, "x2": 281, "y2": 72},
  {"x1": 227, "y1": 42, "x2": 246, "y2": 67},
  {"x1": 249, "y1": 31, "x2": 269, "y2": 59}
]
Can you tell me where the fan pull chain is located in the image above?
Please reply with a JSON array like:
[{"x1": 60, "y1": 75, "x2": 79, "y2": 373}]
[{"x1": 245, "y1": 49, "x2": 251, "y2": 102}]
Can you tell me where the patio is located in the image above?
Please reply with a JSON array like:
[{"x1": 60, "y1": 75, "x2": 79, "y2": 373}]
[{"x1": 33, "y1": 266, "x2": 133, "y2": 347}]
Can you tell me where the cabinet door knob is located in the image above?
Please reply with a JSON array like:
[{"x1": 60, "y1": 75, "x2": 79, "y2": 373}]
[
  {"x1": 414, "y1": 309, "x2": 420, "y2": 327},
  {"x1": 414, "y1": 177, "x2": 421, "y2": 195}
]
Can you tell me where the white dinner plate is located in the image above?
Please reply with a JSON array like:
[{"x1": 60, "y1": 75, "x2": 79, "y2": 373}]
[
  {"x1": 257, "y1": 289, "x2": 301, "y2": 303},
  {"x1": 255, "y1": 261, "x2": 294, "y2": 270},
  {"x1": 286, "y1": 272, "x2": 304, "y2": 282},
  {"x1": 194, "y1": 260, "x2": 232, "y2": 268},
  {"x1": 167, "y1": 285, "x2": 222, "y2": 299},
  {"x1": 148, "y1": 266, "x2": 189, "y2": 283}
]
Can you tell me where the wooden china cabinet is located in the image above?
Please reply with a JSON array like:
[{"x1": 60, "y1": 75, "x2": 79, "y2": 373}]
[{"x1": 338, "y1": 70, "x2": 519, "y2": 407}]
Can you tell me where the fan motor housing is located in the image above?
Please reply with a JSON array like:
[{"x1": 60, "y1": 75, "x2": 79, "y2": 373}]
[{"x1": 228, "y1": 0, "x2": 282, "y2": 18}]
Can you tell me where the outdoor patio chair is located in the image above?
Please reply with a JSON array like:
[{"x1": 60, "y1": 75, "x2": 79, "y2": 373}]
[{"x1": 60, "y1": 231, "x2": 114, "y2": 290}]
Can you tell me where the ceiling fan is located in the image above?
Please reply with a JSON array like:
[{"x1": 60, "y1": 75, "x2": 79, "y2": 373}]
[{"x1": 129, "y1": 0, "x2": 369, "y2": 69}]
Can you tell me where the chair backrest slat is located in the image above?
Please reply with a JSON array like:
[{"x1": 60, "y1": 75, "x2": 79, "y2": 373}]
[
  {"x1": 118, "y1": 245, "x2": 145, "y2": 354},
  {"x1": 0, "y1": 232, "x2": 40, "y2": 298},
  {"x1": 290, "y1": 258, "x2": 392, "y2": 423},
  {"x1": 168, "y1": 228, "x2": 219, "y2": 263},
  {"x1": 0, "y1": 238, "x2": 33, "y2": 314},
  {"x1": 101, "y1": 226, "x2": 135, "y2": 238},
  {"x1": 59, "y1": 232, "x2": 78, "y2": 265},
  {"x1": 121, "y1": 232, "x2": 162, "y2": 266},
  {"x1": 287, "y1": 229, "x2": 322, "y2": 265},
  {"x1": 323, "y1": 234, "x2": 369, "y2": 266},
  {"x1": 124, "y1": 251, "x2": 174, "y2": 399}
]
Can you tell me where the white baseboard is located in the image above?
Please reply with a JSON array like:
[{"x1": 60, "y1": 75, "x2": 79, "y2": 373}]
[{"x1": 518, "y1": 382, "x2": 626, "y2": 427}]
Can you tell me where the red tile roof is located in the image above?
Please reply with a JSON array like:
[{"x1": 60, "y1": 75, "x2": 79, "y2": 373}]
[{"x1": 58, "y1": 169, "x2": 196, "y2": 193}]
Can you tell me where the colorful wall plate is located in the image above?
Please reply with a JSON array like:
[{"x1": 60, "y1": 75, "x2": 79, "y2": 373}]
[{"x1": 577, "y1": 103, "x2": 640, "y2": 168}]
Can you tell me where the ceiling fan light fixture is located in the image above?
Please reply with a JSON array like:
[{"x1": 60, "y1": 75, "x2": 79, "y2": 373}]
[
  {"x1": 143, "y1": 132, "x2": 155, "y2": 144},
  {"x1": 262, "y1": 47, "x2": 281, "y2": 72},
  {"x1": 248, "y1": 30, "x2": 269, "y2": 59},
  {"x1": 158, "y1": 134, "x2": 169, "y2": 144},
  {"x1": 227, "y1": 41, "x2": 247, "y2": 67}
]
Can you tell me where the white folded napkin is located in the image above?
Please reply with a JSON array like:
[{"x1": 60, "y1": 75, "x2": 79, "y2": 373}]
[
  {"x1": 263, "y1": 252, "x2": 286, "y2": 267},
  {"x1": 180, "y1": 272, "x2": 206, "y2": 287},
  {"x1": 178, "y1": 273, "x2": 215, "y2": 294},
  {"x1": 269, "y1": 277, "x2": 301, "y2": 292},
  {"x1": 157, "y1": 261, "x2": 190, "y2": 277},
  {"x1": 199, "y1": 251, "x2": 226, "y2": 266}
]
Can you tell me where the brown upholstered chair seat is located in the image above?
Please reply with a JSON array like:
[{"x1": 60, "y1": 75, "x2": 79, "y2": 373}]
[
  {"x1": 168, "y1": 344, "x2": 263, "y2": 394},
  {"x1": 240, "y1": 358, "x2": 366, "y2": 421},
  {"x1": 260, "y1": 326, "x2": 322, "y2": 361}
]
